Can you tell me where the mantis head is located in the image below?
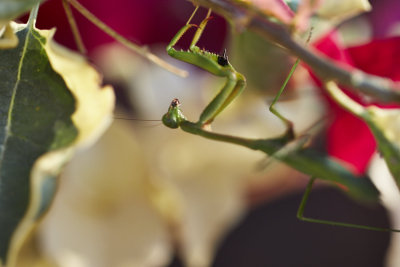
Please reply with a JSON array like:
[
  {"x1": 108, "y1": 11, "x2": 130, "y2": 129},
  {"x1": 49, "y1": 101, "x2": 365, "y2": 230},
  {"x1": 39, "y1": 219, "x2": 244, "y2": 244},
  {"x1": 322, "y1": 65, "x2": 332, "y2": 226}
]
[{"x1": 162, "y1": 98, "x2": 186, "y2": 128}]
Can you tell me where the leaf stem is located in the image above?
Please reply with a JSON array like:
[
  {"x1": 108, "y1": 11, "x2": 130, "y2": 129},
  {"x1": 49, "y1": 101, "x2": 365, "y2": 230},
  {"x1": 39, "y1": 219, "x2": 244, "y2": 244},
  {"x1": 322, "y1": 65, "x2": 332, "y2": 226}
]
[
  {"x1": 27, "y1": 3, "x2": 40, "y2": 28},
  {"x1": 66, "y1": 0, "x2": 188, "y2": 77},
  {"x1": 324, "y1": 81, "x2": 365, "y2": 117}
]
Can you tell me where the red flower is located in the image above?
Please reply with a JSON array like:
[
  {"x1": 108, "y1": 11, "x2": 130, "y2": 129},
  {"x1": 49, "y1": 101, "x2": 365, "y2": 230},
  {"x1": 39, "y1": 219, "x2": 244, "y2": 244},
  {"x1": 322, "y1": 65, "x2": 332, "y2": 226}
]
[
  {"x1": 33, "y1": 0, "x2": 226, "y2": 54},
  {"x1": 313, "y1": 31, "x2": 400, "y2": 174}
]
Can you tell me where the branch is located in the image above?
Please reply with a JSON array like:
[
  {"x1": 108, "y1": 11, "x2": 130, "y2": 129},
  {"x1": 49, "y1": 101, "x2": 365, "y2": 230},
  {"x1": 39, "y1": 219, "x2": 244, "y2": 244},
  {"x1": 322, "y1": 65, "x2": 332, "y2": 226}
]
[
  {"x1": 67, "y1": 0, "x2": 188, "y2": 77},
  {"x1": 190, "y1": 0, "x2": 400, "y2": 103}
]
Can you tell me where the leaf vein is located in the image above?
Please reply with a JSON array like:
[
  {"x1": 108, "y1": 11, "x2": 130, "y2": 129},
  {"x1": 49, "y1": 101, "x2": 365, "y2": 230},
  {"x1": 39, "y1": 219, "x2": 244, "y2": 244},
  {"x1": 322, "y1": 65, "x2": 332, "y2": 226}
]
[{"x1": 0, "y1": 25, "x2": 33, "y2": 168}]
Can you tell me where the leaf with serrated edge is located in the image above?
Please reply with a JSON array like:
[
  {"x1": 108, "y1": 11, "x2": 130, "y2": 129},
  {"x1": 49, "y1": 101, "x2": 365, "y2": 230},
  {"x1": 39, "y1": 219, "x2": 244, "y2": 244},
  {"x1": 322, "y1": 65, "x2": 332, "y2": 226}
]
[{"x1": 0, "y1": 21, "x2": 114, "y2": 267}]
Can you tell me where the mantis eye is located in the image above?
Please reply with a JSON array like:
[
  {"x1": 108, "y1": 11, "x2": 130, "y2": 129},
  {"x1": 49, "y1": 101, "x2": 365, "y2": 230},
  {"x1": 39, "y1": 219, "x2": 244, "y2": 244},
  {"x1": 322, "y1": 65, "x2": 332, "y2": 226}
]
[
  {"x1": 217, "y1": 49, "x2": 229, "y2": 66},
  {"x1": 171, "y1": 98, "x2": 180, "y2": 108}
]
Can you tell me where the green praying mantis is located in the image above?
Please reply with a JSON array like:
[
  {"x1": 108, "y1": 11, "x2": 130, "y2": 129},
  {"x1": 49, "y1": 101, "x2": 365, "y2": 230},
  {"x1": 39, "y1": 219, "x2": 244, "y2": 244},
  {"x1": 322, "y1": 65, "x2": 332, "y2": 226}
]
[{"x1": 162, "y1": 7, "x2": 400, "y2": 233}]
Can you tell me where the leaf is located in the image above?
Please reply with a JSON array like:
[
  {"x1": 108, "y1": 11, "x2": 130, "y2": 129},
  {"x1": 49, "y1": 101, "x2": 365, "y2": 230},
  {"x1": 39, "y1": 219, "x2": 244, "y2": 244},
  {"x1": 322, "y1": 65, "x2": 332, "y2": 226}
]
[
  {"x1": 0, "y1": 21, "x2": 114, "y2": 267},
  {"x1": 0, "y1": 0, "x2": 44, "y2": 22}
]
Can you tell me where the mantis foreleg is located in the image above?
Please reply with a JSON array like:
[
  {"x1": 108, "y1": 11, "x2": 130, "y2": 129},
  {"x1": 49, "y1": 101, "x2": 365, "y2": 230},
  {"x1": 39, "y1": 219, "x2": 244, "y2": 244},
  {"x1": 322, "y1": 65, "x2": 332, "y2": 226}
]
[
  {"x1": 166, "y1": 8, "x2": 247, "y2": 127},
  {"x1": 199, "y1": 71, "x2": 246, "y2": 126}
]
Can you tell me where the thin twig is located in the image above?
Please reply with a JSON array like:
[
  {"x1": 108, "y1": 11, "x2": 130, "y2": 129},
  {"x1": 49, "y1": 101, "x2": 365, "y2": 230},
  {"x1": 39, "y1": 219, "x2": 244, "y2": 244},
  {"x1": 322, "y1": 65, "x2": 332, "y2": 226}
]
[
  {"x1": 62, "y1": 0, "x2": 86, "y2": 54},
  {"x1": 66, "y1": 0, "x2": 188, "y2": 77},
  {"x1": 191, "y1": 0, "x2": 400, "y2": 103}
]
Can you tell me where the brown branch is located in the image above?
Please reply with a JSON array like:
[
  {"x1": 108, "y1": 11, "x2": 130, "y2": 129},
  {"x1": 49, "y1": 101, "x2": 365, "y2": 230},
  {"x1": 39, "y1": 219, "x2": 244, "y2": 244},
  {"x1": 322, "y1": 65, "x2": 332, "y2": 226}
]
[
  {"x1": 66, "y1": 0, "x2": 188, "y2": 77},
  {"x1": 191, "y1": 0, "x2": 400, "y2": 103}
]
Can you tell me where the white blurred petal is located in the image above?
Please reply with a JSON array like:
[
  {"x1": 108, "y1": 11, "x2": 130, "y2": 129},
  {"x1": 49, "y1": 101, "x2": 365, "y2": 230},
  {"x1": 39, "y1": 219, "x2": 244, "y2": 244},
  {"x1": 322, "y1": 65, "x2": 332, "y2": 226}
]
[
  {"x1": 91, "y1": 44, "x2": 325, "y2": 267},
  {"x1": 368, "y1": 107, "x2": 400, "y2": 146},
  {"x1": 369, "y1": 153, "x2": 400, "y2": 267},
  {"x1": 317, "y1": 0, "x2": 371, "y2": 21},
  {"x1": 39, "y1": 122, "x2": 172, "y2": 267}
]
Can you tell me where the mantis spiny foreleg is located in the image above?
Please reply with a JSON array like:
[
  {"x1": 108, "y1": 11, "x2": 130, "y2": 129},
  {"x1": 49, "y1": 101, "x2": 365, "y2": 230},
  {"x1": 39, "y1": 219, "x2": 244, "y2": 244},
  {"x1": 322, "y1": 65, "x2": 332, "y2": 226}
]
[{"x1": 165, "y1": 7, "x2": 246, "y2": 127}]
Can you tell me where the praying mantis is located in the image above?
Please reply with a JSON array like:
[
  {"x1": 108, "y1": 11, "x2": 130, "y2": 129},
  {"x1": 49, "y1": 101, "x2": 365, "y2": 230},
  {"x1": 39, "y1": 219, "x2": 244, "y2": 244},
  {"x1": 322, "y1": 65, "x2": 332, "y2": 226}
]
[{"x1": 162, "y1": 7, "x2": 400, "y2": 232}]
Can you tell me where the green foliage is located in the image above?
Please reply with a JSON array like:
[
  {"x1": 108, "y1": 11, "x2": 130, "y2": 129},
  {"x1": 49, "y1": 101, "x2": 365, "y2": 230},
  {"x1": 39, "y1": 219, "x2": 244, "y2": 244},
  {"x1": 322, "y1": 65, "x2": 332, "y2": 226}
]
[{"x1": 0, "y1": 22, "x2": 78, "y2": 265}]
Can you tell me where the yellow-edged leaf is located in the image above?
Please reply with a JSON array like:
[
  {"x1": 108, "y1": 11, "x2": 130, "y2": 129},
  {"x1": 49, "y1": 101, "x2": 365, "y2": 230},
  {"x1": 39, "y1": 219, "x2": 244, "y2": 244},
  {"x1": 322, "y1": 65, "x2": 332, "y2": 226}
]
[{"x1": 0, "y1": 21, "x2": 114, "y2": 267}]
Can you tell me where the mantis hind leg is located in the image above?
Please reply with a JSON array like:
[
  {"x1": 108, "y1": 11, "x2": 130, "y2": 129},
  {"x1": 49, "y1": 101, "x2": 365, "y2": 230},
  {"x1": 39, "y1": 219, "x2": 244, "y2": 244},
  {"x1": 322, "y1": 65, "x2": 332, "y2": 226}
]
[
  {"x1": 268, "y1": 58, "x2": 300, "y2": 141},
  {"x1": 270, "y1": 29, "x2": 314, "y2": 140},
  {"x1": 297, "y1": 177, "x2": 400, "y2": 232}
]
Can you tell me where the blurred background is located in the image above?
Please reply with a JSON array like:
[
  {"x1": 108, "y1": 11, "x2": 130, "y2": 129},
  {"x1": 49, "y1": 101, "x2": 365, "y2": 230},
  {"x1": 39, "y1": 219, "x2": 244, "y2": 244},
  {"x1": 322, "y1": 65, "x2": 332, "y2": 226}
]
[{"x1": 17, "y1": 0, "x2": 400, "y2": 266}]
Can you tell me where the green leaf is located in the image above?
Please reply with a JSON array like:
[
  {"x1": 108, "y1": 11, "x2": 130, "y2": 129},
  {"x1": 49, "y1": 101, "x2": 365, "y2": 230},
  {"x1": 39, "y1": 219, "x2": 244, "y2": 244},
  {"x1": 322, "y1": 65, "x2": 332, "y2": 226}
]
[
  {"x1": 0, "y1": 22, "x2": 76, "y2": 266},
  {"x1": 0, "y1": 0, "x2": 44, "y2": 22},
  {"x1": 0, "y1": 21, "x2": 115, "y2": 267}
]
